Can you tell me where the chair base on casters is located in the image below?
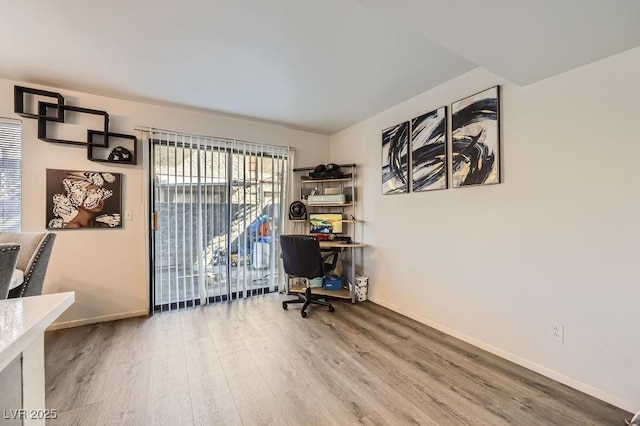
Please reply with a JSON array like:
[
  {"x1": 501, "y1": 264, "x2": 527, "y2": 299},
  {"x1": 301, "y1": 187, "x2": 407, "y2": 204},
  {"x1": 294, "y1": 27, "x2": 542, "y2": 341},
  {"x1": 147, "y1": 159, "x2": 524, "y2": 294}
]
[{"x1": 283, "y1": 287, "x2": 334, "y2": 318}]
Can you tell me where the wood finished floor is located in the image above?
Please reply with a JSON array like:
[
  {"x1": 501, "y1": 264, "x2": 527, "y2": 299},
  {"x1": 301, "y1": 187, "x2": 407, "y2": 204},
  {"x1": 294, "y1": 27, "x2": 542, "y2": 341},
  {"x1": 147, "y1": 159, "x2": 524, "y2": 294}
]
[{"x1": 44, "y1": 294, "x2": 630, "y2": 425}]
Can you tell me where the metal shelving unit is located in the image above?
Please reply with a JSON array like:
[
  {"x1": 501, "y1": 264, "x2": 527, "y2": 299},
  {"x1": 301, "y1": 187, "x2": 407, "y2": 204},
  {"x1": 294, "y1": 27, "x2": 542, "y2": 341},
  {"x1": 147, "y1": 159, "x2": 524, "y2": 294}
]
[{"x1": 289, "y1": 164, "x2": 365, "y2": 303}]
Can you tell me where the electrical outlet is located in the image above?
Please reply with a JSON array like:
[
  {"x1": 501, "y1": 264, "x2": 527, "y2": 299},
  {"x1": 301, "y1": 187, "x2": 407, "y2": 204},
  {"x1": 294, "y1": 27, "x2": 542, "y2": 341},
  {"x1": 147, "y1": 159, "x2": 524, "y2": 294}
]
[{"x1": 549, "y1": 322, "x2": 564, "y2": 343}]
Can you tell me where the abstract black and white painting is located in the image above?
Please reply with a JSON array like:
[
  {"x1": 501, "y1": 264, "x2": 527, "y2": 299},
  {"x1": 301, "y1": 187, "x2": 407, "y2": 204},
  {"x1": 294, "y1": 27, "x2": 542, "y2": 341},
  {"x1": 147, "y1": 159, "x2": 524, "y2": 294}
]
[
  {"x1": 411, "y1": 106, "x2": 447, "y2": 191},
  {"x1": 382, "y1": 121, "x2": 409, "y2": 194},
  {"x1": 46, "y1": 169, "x2": 122, "y2": 229},
  {"x1": 451, "y1": 86, "x2": 500, "y2": 187}
]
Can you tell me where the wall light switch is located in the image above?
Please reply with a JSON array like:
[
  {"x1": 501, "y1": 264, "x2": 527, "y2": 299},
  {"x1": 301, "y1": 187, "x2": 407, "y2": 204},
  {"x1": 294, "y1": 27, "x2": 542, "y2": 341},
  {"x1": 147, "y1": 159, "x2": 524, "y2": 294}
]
[{"x1": 125, "y1": 210, "x2": 133, "y2": 221}]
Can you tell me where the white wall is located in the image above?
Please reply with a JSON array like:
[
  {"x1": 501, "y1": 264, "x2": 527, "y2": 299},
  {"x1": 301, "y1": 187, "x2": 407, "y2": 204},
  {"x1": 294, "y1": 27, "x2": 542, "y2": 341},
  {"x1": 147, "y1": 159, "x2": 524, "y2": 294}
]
[
  {"x1": 0, "y1": 78, "x2": 330, "y2": 327},
  {"x1": 330, "y1": 46, "x2": 640, "y2": 412}
]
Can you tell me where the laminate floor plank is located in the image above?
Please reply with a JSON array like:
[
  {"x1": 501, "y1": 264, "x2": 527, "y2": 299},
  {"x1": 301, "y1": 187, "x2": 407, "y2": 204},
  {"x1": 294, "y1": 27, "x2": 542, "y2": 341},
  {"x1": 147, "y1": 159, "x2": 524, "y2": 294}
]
[
  {"x1": 347, "y1": 301, "x2": 627, "y2": 424},
  {"x1": 218, "y1": 349, "x2": 286, "y2": 425},
  {"x1": 147, "y1": 351, "x2": 193, "y2": 426},
  {"x1": 277, "y1": 383, "x2": 354, "y2": 426},
  {"x1": 311, "y1": 311, "x2": 496, "y2": 425},
  {"x1": 304, "y1": 337, "x2": 439, "y2": 426},
  {"x1": 96, "y1": 358, "x2": 152, "y2": 425},
  {"x1": 49, "y1": 401, "x2": 103, "y2": 426},
  {"x1": 241, "y1": 332, "x2": 305, "y2": 397},
  {"x1": 193, "y1": 408, "x2": 243, "y2": 426},
  {"x1": 181, "y1": 307, "x2": 211, "y2": 343},
  {"x1": 45, "y1": 322, "x2": 119, "y2": 413},
  {"x1": 312, "y1": 314, "x2": 480, "y2": 425},
  {"x1": 258, "y1": 323, "x2": 375, "y2": 423},
  {"x1": 239, "y1": 395, "x2": 291, "y2": 426},
  {"x1": 353, "y1": 412, "x2": 393, "y2": 426},
  {"x1": 337, "y1": 306, "x2": 559, "y2": 425},
  {"x1": 205, "y1": 317, "x2": 249, "y2": 356},
  {"x1": 104, "y1": 316, "x2": 155, "y2": 365},
  {"x1": 216, "y1": 347, "x2": 273, "y2": 401},
  {"x1": 228, "y1": 312, "x2": 271, "y2": 346},
  {"x1": 339, "y1": 306, "x2": 570, "y2": 425},
  {"x1": 185, "y1": 337, "x2": 241, "y2": 424},
  {"x1": 44, "y1": 294, "x2": 632, "y2": 426}
]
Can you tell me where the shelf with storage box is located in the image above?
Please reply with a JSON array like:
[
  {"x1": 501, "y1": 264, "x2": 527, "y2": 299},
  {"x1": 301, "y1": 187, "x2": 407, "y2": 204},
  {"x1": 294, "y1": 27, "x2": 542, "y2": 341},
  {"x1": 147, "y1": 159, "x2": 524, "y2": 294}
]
[
  {"x1": 288, "y1": 283, "x2": 351, "y2": 299},
  {"x1": 288, "y1": 164, "x2": 367, "y2": 303}
]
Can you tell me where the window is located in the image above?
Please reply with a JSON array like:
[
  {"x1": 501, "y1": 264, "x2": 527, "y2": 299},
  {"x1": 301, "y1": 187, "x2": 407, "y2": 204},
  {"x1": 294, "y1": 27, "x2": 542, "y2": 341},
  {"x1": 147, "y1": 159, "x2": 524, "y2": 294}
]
[{"x1": 0, "y1": 118, "x2": 22, "y2": 231}]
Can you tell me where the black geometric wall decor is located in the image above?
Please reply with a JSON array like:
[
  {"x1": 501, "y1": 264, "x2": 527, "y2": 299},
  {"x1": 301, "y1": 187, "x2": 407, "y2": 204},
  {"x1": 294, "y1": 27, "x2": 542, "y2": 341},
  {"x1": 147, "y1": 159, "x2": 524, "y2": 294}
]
[
  {"x1": 14, "y1": 85, "x2": 65, "y2": 121},
  {"x1": 15, "y1": 85, "x2": 138, "y2": 165},
  {"x1": 87, "y1": 131, "x2": 138, "y2": 165},
  {"x1": 35, "y1": 101, "x2": 65, "y2": 124},
  {"x1": 38, "y1": 102, "x2": 110, "y2": 146}
]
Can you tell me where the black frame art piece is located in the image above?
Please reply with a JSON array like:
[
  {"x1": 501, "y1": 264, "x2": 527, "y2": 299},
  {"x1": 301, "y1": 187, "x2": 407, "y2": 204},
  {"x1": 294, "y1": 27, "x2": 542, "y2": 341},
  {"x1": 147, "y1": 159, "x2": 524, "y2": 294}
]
[
  {"x1": 382, "y1": 121, "x2": 409, "y2": 194},
  {"x1": 46, "y1": 169, "x2": 123, "y2": 229},
  {"x1": 451, "y1": 86, "x2": 500, "y2": 187},
  {"x1": 411, "y1": 106, "x2": 447, "y2": 191}
]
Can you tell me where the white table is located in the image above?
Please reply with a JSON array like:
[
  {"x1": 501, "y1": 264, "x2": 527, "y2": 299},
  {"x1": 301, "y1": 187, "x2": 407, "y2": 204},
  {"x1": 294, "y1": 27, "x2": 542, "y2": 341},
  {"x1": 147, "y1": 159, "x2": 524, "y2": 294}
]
[{"x1": 0, "y1": 292, "x2": 74, "y2": 425}]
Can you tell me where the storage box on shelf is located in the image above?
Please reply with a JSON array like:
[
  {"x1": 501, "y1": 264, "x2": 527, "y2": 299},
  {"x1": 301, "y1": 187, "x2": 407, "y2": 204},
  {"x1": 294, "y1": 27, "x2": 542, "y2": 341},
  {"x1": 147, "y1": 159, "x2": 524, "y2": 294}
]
[{"x1": 323, "y1": 275, "x2": 342, "y2": 290}]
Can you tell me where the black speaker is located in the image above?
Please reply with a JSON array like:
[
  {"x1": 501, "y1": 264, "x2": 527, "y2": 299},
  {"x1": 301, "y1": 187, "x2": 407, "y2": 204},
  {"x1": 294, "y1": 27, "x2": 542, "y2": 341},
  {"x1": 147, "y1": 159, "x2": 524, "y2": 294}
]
[{"x1": 289, "y1": 201, "x2": 307, "y2": 220}]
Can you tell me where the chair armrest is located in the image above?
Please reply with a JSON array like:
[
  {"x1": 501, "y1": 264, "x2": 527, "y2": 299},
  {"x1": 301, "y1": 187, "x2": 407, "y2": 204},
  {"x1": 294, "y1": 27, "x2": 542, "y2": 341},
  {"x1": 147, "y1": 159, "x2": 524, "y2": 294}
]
[
  {"x1": 321, "y1": 250, "x2": 340, "y2": 275},
  {"x1": 321, "y1": 251, "x2": 337, "y2": 261}
]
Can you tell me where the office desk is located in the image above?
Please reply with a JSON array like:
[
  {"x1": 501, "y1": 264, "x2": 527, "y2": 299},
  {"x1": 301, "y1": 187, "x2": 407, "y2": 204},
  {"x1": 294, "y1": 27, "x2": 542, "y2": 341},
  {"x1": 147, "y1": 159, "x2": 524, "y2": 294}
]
[
  {"x1": 289, "y1": 241, "x2": 367, "y2": 303},
  {"x1": 0, "y1": 292, "x2": 74, "y2": 425},
  {"x1": 319, "y1": 241, "x2": 367, "y2": 249}
]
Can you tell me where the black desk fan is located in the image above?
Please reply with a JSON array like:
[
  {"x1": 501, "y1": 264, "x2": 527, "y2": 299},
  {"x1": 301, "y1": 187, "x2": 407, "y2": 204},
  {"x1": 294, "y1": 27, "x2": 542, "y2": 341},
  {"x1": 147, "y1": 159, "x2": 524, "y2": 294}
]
[{"x1": 289, "y1": 201, "x2": 307, "y2": 220}]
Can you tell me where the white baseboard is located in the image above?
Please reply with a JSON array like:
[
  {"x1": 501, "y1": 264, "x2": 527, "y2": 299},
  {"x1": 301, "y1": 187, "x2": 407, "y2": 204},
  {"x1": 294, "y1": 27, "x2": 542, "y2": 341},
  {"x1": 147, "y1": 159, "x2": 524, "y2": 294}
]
[
  {"x1": 367, "y1": 296, "x2": 638, "y2": 414},
  {"x1": 46, "y1": 310, "x2": 148, "y2": 331}
]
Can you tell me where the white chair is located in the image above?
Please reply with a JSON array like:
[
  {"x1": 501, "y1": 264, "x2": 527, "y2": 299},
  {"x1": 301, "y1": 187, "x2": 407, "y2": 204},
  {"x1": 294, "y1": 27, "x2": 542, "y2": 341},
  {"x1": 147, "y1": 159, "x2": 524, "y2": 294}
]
[{"x1": 0, "y1": 232, "x2": 56, "y2": 298}]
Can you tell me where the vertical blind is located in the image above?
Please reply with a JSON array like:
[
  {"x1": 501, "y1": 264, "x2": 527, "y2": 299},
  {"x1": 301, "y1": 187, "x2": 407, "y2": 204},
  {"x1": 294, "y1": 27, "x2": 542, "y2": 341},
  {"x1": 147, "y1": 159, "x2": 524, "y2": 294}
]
[
  {"x1": 148, "y1": 129, "x2": 291, "y2": 311},
  {"x1": 0, "y1": 118, "x2": 22, "y2": 232}
]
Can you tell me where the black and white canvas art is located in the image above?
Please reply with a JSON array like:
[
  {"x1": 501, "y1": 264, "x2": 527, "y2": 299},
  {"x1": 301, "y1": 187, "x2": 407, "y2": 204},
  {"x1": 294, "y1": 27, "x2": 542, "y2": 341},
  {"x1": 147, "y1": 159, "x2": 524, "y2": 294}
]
[
  {"x1": 451, "y1": 86, "x2": 500, "y2": 187},
  {"x1": 46, "y1": 169, "x2": 122, "y2": 229},
  {"x1": 411, "y1": 106, "x2": 447, "y2": 191},
  {"x1": 382, "y1": 121, "x2": 409, "y2": 194}
]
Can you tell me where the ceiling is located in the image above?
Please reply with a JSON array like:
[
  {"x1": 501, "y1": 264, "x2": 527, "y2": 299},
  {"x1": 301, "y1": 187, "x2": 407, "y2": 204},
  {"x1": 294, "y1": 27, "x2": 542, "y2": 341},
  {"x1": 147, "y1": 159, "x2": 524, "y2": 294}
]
[{"x1": 1, "y1": 0, "x2": 639, "y2": 135}]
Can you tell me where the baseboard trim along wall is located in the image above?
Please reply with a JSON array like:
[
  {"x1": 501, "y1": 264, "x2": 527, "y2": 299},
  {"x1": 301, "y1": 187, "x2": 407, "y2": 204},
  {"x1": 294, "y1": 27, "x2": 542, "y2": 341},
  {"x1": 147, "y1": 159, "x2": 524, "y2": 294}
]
[
  {"x1": 367, "y1": 296, "x2": 637, "y2": 414},
  {"x1": 46, "y1": 310, "x2": 149, "y2": 331}
]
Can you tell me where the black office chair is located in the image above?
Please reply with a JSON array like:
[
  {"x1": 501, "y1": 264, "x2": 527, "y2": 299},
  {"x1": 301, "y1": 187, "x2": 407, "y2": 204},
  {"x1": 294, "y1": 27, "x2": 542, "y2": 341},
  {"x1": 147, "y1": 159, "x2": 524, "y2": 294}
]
[{"x1": 280, "y1": 234, "x2": 340, "y2": 318}]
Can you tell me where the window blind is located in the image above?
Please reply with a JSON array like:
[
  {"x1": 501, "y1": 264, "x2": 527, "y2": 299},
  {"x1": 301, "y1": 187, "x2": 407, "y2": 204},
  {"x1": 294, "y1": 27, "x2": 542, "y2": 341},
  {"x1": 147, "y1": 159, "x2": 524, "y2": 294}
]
[
  {"x1": 0, "y1": 118, "x2": 22, "y2": 232},
  {"x1": 148, "y1": 128, "x2": 291, "y2": 311}
]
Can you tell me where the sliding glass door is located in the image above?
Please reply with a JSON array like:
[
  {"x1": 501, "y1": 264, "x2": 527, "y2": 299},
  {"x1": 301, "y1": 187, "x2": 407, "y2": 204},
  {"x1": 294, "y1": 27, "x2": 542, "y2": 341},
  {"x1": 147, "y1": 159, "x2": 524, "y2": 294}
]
[{"x1": 149, "y1": 132, "x2": 289, "y2": 311}]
